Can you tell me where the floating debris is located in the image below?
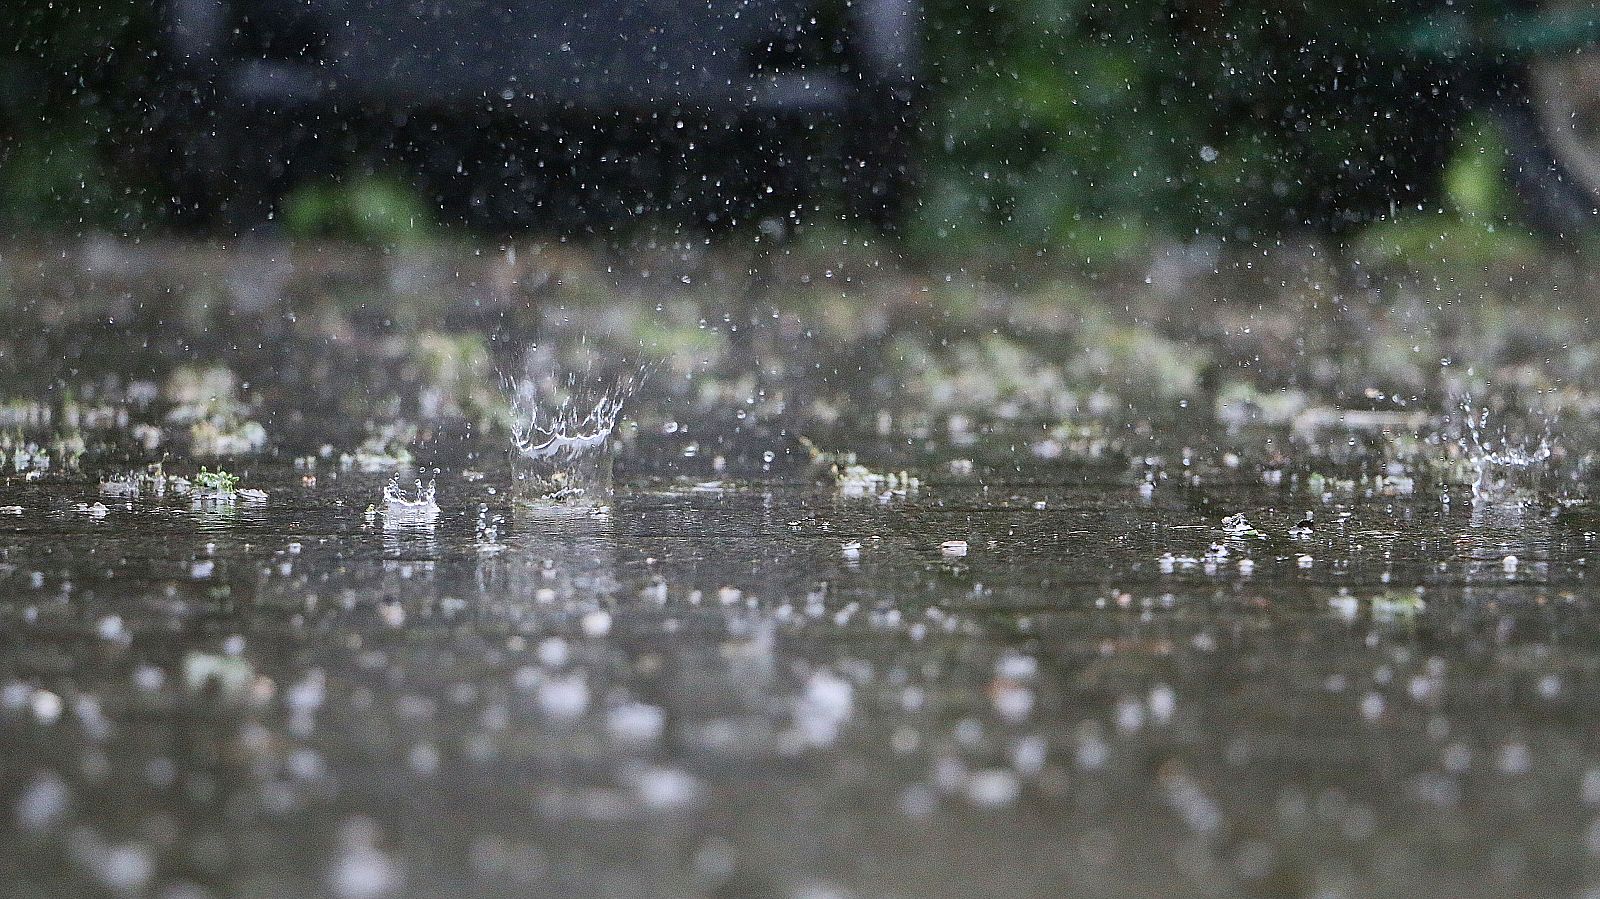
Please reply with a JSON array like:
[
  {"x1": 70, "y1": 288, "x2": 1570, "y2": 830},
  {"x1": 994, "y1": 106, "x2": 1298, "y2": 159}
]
[
  {"x1": 834, "y1": 463, "x2": 919, "y2": 500},
  {"x1": 1220, "y1": 513, "x2": 1262, "y2": 538},
  {"x1": 192, "y1": 466, "x2": 240, "y2": 501},
  {"x1": 345, "y1": 422, "x2": 417, "y2": 472},
  {"x1": 1372, "y1": 589, "x2": 1427, "y2": 621}
]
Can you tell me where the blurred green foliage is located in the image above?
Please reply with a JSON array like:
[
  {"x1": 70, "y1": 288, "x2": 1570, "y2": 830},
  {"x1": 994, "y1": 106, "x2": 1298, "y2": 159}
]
[
  {"x1": 0, "y1": 0, "x2": 1528, "y2": 249},
  {"x1": 1351, "y1": 114, "x2": 1542, "y2": 267},
  {"x1": 916, "y1": 0, "x2": 1485, "y2": 256},
  {"x1": 0, "y1": 0, "x2": 150, "y2": 229},
  {"x1": 281, "y1": 176, "x2": 433, "y2": 244}
]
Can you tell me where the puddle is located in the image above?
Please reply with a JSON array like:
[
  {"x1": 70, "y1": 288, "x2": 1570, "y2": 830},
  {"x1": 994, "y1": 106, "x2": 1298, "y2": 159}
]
[{"x1": 1, "y1": 240, "x2": 1599, "y2": 897}]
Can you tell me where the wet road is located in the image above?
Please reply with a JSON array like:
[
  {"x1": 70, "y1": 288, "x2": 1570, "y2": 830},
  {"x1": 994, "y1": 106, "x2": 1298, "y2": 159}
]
[{"x1": 2, "y1": 239, "x2": 1600, "y2": 898}]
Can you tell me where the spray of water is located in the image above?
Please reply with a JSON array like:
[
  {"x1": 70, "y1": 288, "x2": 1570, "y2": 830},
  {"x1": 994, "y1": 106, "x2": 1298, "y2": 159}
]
[
  {"x1": 508, "y1": 389, "x2": 625, "y2": 460},
  {"x1": 502, "y1": 351, "x2": 647, "y2": 508},
  {"x1": 1456, "y1": 396, "x2": 1554, "y2": 502},
  {"x1": 382, "y1": 476, "x2": 439, "y2": 524}
]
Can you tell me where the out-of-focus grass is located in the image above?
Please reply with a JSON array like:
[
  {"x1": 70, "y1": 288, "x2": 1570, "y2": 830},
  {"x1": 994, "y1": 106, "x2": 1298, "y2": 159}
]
[
  {"x1": 1348, "y1": 115, "x2": 1543, "y2": 268},
  {"x1": 0, "y1": 126, "x2": 123, "y2": 229},
  {"x1": 280, "y1": 176, "x2": 432, "y2": 244},
  {"x1": 0, "y1": 0, "x2": 1542, "y2": 256}
]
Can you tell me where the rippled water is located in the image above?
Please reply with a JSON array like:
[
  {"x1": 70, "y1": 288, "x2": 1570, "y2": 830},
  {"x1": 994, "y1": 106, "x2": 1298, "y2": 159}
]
[{"x1": 4, "y1": 240, "x2": 1600, "y2": 898}]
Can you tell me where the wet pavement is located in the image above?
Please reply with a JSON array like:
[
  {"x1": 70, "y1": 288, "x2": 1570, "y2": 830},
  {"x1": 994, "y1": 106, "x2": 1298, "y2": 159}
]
[{"x1": 3, "y1": 238, "x2": 1600, "y2": 897}]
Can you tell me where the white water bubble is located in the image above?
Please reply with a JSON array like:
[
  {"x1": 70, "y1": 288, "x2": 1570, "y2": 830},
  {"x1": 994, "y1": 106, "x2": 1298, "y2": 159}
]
[
  {"x1": 635, "y1": 767, "x2": 701, "y2": 811},
  {"x1": 15, "y1": 772, "x2": 70, "y2": 832},
  {"x1": 581, "y1": 609, "x2": 612, "y2": 637},
  {"x1": 30, "y1": 689, "x2": 63, "y2": 724},
  {"x1": 329, "y1": 846, "x2": 401, "y2": 899},
  {"x1": 606, "y1": 702, "x2": 666, "y2": 744},
  {"x1": 964, "y1": 769, "x2": 1021, "y2": 808},
  {"x1": 537, "y1": 675, "x2": 589, "y2": 720},
  {"x1": 537, "y1": 637, "x2": 569, "y2": 668}
]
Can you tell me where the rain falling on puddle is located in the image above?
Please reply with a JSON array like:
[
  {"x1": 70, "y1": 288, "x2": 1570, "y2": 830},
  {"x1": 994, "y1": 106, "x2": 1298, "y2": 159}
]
[{"x1": 2, "y1": 241, "x2": 1600, "y2": 898}]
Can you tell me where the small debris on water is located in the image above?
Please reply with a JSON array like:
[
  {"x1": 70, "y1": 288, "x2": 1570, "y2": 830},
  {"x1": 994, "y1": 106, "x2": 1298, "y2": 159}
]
[
  {"x1": 835, "y1": 463, "x2": 919, "y2": 500},
  {"x1": 192, "y1": 466, "x2": 240, "y2": 500},
  {"x1": 1220, "y1": 513, "x2": 1259, "y2": 537}
]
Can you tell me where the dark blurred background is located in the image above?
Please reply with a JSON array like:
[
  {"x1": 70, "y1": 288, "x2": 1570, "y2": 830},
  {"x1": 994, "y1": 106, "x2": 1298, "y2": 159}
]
[{"x1": 1, "y1": 0, "x2": 1596, "y2": 256}]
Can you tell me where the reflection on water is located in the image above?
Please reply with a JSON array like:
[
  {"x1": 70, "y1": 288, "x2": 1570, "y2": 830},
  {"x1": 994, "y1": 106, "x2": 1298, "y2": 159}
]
[{"x1": 6, "y1": 243, "x2": 1600, "y2": 897}]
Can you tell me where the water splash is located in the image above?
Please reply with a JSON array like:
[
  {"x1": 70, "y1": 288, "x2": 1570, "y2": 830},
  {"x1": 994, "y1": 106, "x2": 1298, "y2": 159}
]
[
  {"x1": 1458, "y1": 398, "x2": 1553, "y2": 503},
  {"x1": 509, "y1": 391, "x2": 624, "y2": 461},
  {"x1": 381, "y1": 477, "x2": 439, "y2": 524},
  {"x1": 504, "y1": 353, "x2": 644, "y2": 509}
]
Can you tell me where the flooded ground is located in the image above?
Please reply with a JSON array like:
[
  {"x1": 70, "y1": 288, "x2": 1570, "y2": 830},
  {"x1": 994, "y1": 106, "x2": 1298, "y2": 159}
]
[{"x1": 4, "y1": 237, "x2": 1600, "y2": 898}]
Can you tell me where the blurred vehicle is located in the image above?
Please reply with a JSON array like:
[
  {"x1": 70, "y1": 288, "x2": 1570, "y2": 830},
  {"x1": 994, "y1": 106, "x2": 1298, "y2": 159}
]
[
  {"x1": 1400, "y1": 1, "x2": 1600, "y2": 232},
  {"x1": 1489, "y1": 3, "x2": 1600, "y2": 232},
  {"x1": 149, "y1": 0, "x2": 920, "y2": 233}
]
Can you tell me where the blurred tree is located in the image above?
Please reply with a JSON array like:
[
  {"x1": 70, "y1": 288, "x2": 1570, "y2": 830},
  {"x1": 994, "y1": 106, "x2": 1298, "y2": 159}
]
[
  {"x1": 917, "y1": 0, "x2": 1484, "y2": 255},
  {"x1": 0, "y1": 0, "x2": 155, "y2": 229},
  {"x1": 0, "y1": 0, "x2": 1529, "y2": 248}
]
